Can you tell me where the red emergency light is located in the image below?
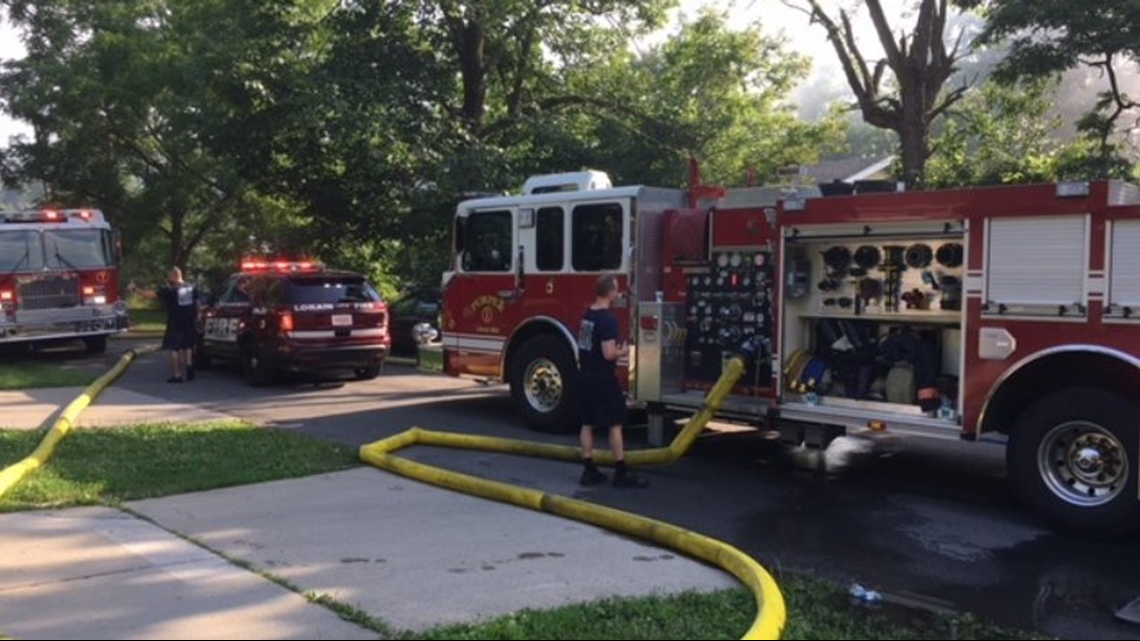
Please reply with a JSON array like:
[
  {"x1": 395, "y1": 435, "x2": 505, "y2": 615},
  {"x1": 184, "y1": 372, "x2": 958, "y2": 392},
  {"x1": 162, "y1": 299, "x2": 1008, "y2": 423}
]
[
  {"x1": 240, "y1": 258, "x2": 321, "y2": 273},
  {"x1": 0, "y1": 208, "x2": 102, "y2": 224}
]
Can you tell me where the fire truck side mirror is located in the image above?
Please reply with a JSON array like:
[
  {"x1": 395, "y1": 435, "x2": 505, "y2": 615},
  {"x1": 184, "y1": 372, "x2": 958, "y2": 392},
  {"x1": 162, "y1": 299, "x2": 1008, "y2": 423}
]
[
  {"x1": 113, "y1": 230, "x2": 123, "y2": 263},
  {"x1": 453, "y1": 217, "x2": 467, "y2": 270}
]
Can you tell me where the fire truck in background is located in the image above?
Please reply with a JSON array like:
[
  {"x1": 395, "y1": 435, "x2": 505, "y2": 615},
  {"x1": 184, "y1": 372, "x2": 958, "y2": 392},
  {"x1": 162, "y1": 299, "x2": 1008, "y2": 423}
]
[
  {"x1": 441, "y1": 169, "x2": 1140, "y2": 536},
  {"x1": 0, "y1": 208, "x2": 128, "y2": 353}
]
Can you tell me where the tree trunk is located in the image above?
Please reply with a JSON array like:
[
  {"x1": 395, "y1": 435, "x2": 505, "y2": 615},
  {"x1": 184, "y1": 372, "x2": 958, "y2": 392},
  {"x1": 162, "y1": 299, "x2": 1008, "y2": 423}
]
[
  {"x1": 457, "y1": 20, "x2": 487, "y2": 135},
  {"x1": 898, "y1": 92, "x2": 929, "y2": 189},
  {"x1": 169, "y1": 208, "x2": 187, "y2": 274}
]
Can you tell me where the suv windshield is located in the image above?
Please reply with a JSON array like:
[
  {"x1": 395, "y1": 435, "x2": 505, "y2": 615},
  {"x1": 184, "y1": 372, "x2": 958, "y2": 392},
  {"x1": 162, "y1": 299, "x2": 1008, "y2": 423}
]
[
  {"x1": 286, "y1": 276, "x2": 381, "y2": 305},
  {"x1": 43, "y1": 229, "x2": 113, "y2": 269},
  {"x1": 0, "y1": 231, "x2": 45, "y2": 272}
]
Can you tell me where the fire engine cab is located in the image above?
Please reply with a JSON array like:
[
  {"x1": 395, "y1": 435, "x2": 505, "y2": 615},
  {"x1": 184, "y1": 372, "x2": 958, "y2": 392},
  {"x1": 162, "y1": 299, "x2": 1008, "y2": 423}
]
[
  {"x1": 0, "y1": 208, "x2": 127, "y2": 352},
  {"x1": 441, "y1": 171, "x2": 1140, "y2": 535}
]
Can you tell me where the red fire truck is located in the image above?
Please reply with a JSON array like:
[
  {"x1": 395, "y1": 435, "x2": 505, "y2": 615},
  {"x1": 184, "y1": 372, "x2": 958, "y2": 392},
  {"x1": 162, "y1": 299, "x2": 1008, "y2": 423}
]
[
  {"x1": 0, "y1": 208, "x2": 128, "y2": 352},
  {"x1": 441, "y1": 170, "x2": 1140, "y2": 535}
]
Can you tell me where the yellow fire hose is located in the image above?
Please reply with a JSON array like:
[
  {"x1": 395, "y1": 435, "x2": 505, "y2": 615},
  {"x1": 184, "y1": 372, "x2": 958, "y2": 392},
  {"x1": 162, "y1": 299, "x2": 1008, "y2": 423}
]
[
  {"x1": 360, "y1": 355, "x2": 786, "y2": 640},
  {"x1": 0, "y1": 345, "x2": 157, "y2": 499}
]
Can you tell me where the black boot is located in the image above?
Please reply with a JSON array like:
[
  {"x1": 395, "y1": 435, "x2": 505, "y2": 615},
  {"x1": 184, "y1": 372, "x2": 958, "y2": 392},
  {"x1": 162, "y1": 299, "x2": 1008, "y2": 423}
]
[
  {"x1": 613, "y1": 460, "x2": 648, "y2": 488},
  {"x1": 579, "y1": 458, "x2": 608, "y2": 486}
]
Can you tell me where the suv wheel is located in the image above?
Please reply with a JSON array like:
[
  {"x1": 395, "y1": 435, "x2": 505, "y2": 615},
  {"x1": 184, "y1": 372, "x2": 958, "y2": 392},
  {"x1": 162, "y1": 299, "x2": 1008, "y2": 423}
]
[{"x1": 354, "y1": 365, "x2": 381, "y2": 381}]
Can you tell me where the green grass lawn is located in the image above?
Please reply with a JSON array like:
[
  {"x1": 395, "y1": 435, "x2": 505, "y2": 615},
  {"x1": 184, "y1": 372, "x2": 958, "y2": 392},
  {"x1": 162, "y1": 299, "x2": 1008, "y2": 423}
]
[
  {"x1": 412, "y1": 581, "x2": 1045, "y2": 640},
  {"x1": 0, "y1": 421, "x2": 358, "y2": 510},
  {"x1": 127, "y1": 307, "x2": 166, "y2": 333},
  {"x1": 0, "y1": 361, "x2": 97, "y2": 390}
]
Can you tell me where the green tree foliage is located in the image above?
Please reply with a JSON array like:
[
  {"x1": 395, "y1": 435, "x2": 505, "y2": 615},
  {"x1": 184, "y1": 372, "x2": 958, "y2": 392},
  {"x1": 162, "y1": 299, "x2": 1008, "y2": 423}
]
[
  {"x1": 927, "y1": 79, "x2": 1064, "y2": 186},
  {"x1": 572, "y1": 10, "x2": 844, "y2": 188},
  {"x1": 960, "y1": 0, "x2": 1139, "y2": 177},
  {"x1": 0, "y1": 0, "x2": 316, "y2": 275},
  {"x1": 1, "y1": 0, "x2": 839, "y2": 289}
]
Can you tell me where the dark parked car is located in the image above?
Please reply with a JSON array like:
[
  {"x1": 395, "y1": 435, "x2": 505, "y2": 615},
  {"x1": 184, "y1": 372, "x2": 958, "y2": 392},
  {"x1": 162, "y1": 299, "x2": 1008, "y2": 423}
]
[
  {"x1": 388, "y1": 289, "x2": 440, "y2": 355},
  {"x1": 196, "y1": 261, "x2": 390, "y2": 384}
]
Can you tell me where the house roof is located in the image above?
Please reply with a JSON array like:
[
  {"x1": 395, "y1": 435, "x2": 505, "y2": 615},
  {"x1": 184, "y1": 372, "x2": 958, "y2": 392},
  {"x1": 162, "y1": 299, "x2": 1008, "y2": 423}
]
[{"x1": 799, "y1": 155, "x2": 895, "y2": 184}]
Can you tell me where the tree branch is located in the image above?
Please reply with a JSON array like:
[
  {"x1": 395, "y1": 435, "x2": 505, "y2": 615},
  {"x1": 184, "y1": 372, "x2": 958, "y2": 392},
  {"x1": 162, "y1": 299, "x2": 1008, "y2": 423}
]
[
  {"x1": 910, "y1": 0, "x2": 938, "y2": 69},
  {"x1": 926, "y1": 84, "x2": 968, "y2": 126},
  {"x1": 506, "y1": 22, "x2": 538, "y2": 119},
  {"x1": 865, "y1": 0, "x2": 904, "y2": 68},
  {"x1": 797, "y1": 0, "x2": 897, "y2": 127},
  {"x1": 482, "y1": 93, "x2": 665, "y2": 140}
]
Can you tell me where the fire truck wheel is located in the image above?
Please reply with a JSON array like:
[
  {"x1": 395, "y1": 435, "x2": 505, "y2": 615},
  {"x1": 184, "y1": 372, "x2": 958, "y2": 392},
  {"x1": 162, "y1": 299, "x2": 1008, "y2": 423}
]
[
  {"x1": 242, "y1": 348, "x2": 274, "y2": 387},
  {"x1": 509, "y1": 334, "x2": 578, "y2": 433},
  {"x1": 1008, "y1": 388, "x2": 1140, "y2": 537},
  {"x1": 84, "y1": 336, "x2": 108, "y2": 354}
]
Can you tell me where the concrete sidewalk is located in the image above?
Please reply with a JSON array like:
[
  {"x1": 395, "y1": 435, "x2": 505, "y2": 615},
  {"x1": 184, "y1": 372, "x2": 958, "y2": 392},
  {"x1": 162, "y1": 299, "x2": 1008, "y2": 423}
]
[
  {"x1": 1, "y1": 469, "x2": 735, "y2": 639},
  {"x1": 131, "y1": 467, "x2": 735, "y2": 633},
  {"x1": 0, "y1": 387, "x2": 239, "y2": 430},
  {"x1": 0, "y1": 507, "x2": 376, "y2": 640}
]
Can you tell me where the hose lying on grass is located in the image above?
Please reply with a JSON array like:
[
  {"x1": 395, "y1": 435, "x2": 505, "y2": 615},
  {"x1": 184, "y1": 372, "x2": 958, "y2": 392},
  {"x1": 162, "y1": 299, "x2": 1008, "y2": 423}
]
[{"x1": 0, "y1": 346, "x2": 157, "y2": 499}]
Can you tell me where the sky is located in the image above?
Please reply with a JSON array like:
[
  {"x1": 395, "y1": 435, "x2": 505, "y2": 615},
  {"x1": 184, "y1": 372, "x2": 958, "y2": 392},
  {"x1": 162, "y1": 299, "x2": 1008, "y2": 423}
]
[{"x1": 0, "y1": 12, "x2": 28, "y2": 144}]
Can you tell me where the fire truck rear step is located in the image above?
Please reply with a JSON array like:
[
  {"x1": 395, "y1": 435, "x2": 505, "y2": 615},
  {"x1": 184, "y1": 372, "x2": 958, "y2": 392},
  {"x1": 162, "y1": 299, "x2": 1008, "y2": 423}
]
[
  {"x1": 659, "y1": 391, "x2": 768, "y2": 419},
  {"x1": 778, "y1": 402, "x2": 963, "y2": 441}
]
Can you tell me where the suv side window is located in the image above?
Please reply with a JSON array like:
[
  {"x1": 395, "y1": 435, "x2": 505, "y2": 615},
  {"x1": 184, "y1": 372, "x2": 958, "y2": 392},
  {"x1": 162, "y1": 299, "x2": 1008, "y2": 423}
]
[
  {"x1": 221, "y1": 276, "x2": 252, "y2": 305},
  {"x1": 263, "y1": 280, "x2": 285, "y2": 307},
  {"x1": 246, "y1": 276, "x2": 273, "y2": 306},
  {"x1": 415, "y1": 299, "x2": 440, "y2": 316},
  {"x1": 392, "y1": 296, "x2": 417, "y2": 315}
]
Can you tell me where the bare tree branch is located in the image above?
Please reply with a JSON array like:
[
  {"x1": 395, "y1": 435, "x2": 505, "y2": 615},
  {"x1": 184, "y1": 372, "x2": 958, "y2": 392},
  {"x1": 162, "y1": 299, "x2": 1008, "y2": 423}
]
[
  {"x1": 926, "y1": 85, "x2": 968, "y2": 127},
  {"x1": 865, "y1": 0, "x2": 904, "y2": 68}
]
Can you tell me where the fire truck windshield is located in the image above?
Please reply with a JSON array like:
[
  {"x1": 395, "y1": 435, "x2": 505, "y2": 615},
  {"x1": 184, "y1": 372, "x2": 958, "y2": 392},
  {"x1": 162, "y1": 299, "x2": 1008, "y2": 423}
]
[
  {"x1": 0, "y1": 230, "x2": 45, "y2": 272},
  {"x1": 43, "y1": 229, "x2": 113, "y2": 269}
]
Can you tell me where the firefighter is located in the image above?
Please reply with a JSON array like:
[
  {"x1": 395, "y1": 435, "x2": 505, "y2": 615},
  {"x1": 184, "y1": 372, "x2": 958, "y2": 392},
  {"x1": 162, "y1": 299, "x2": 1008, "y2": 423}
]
[
  {"x1": 130, "y1": 267, "x2": 199, "y2": 383},
  {"x1": 577, "y1": 275, "x2": 648, "y2": 488}
]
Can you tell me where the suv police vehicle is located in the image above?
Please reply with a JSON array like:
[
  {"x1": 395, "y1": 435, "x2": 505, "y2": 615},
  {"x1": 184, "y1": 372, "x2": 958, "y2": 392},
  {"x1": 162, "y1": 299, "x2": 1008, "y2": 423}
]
[{"x1": 197, "y1": 260, "x2": 390, "y2": 385}]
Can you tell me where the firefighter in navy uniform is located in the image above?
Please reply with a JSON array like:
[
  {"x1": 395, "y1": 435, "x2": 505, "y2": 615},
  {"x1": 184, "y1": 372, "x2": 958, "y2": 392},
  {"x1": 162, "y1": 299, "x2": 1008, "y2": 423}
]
[
  {"x1": 577, "y1": 275, "x2": 648, "y2": 488},
  {"x1": 131, "y1": 267, "x2": 199, "y2": 383}
]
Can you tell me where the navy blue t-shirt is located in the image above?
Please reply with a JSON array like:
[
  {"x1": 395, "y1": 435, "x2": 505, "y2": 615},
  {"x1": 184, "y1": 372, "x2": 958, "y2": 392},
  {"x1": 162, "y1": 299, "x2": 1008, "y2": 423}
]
[
  {"x1": 158, "y1": 284, "x2": 198, "y2": 331},
  {"x1": 578, "y1": 307, "x2": 619, "y2": 373}
]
